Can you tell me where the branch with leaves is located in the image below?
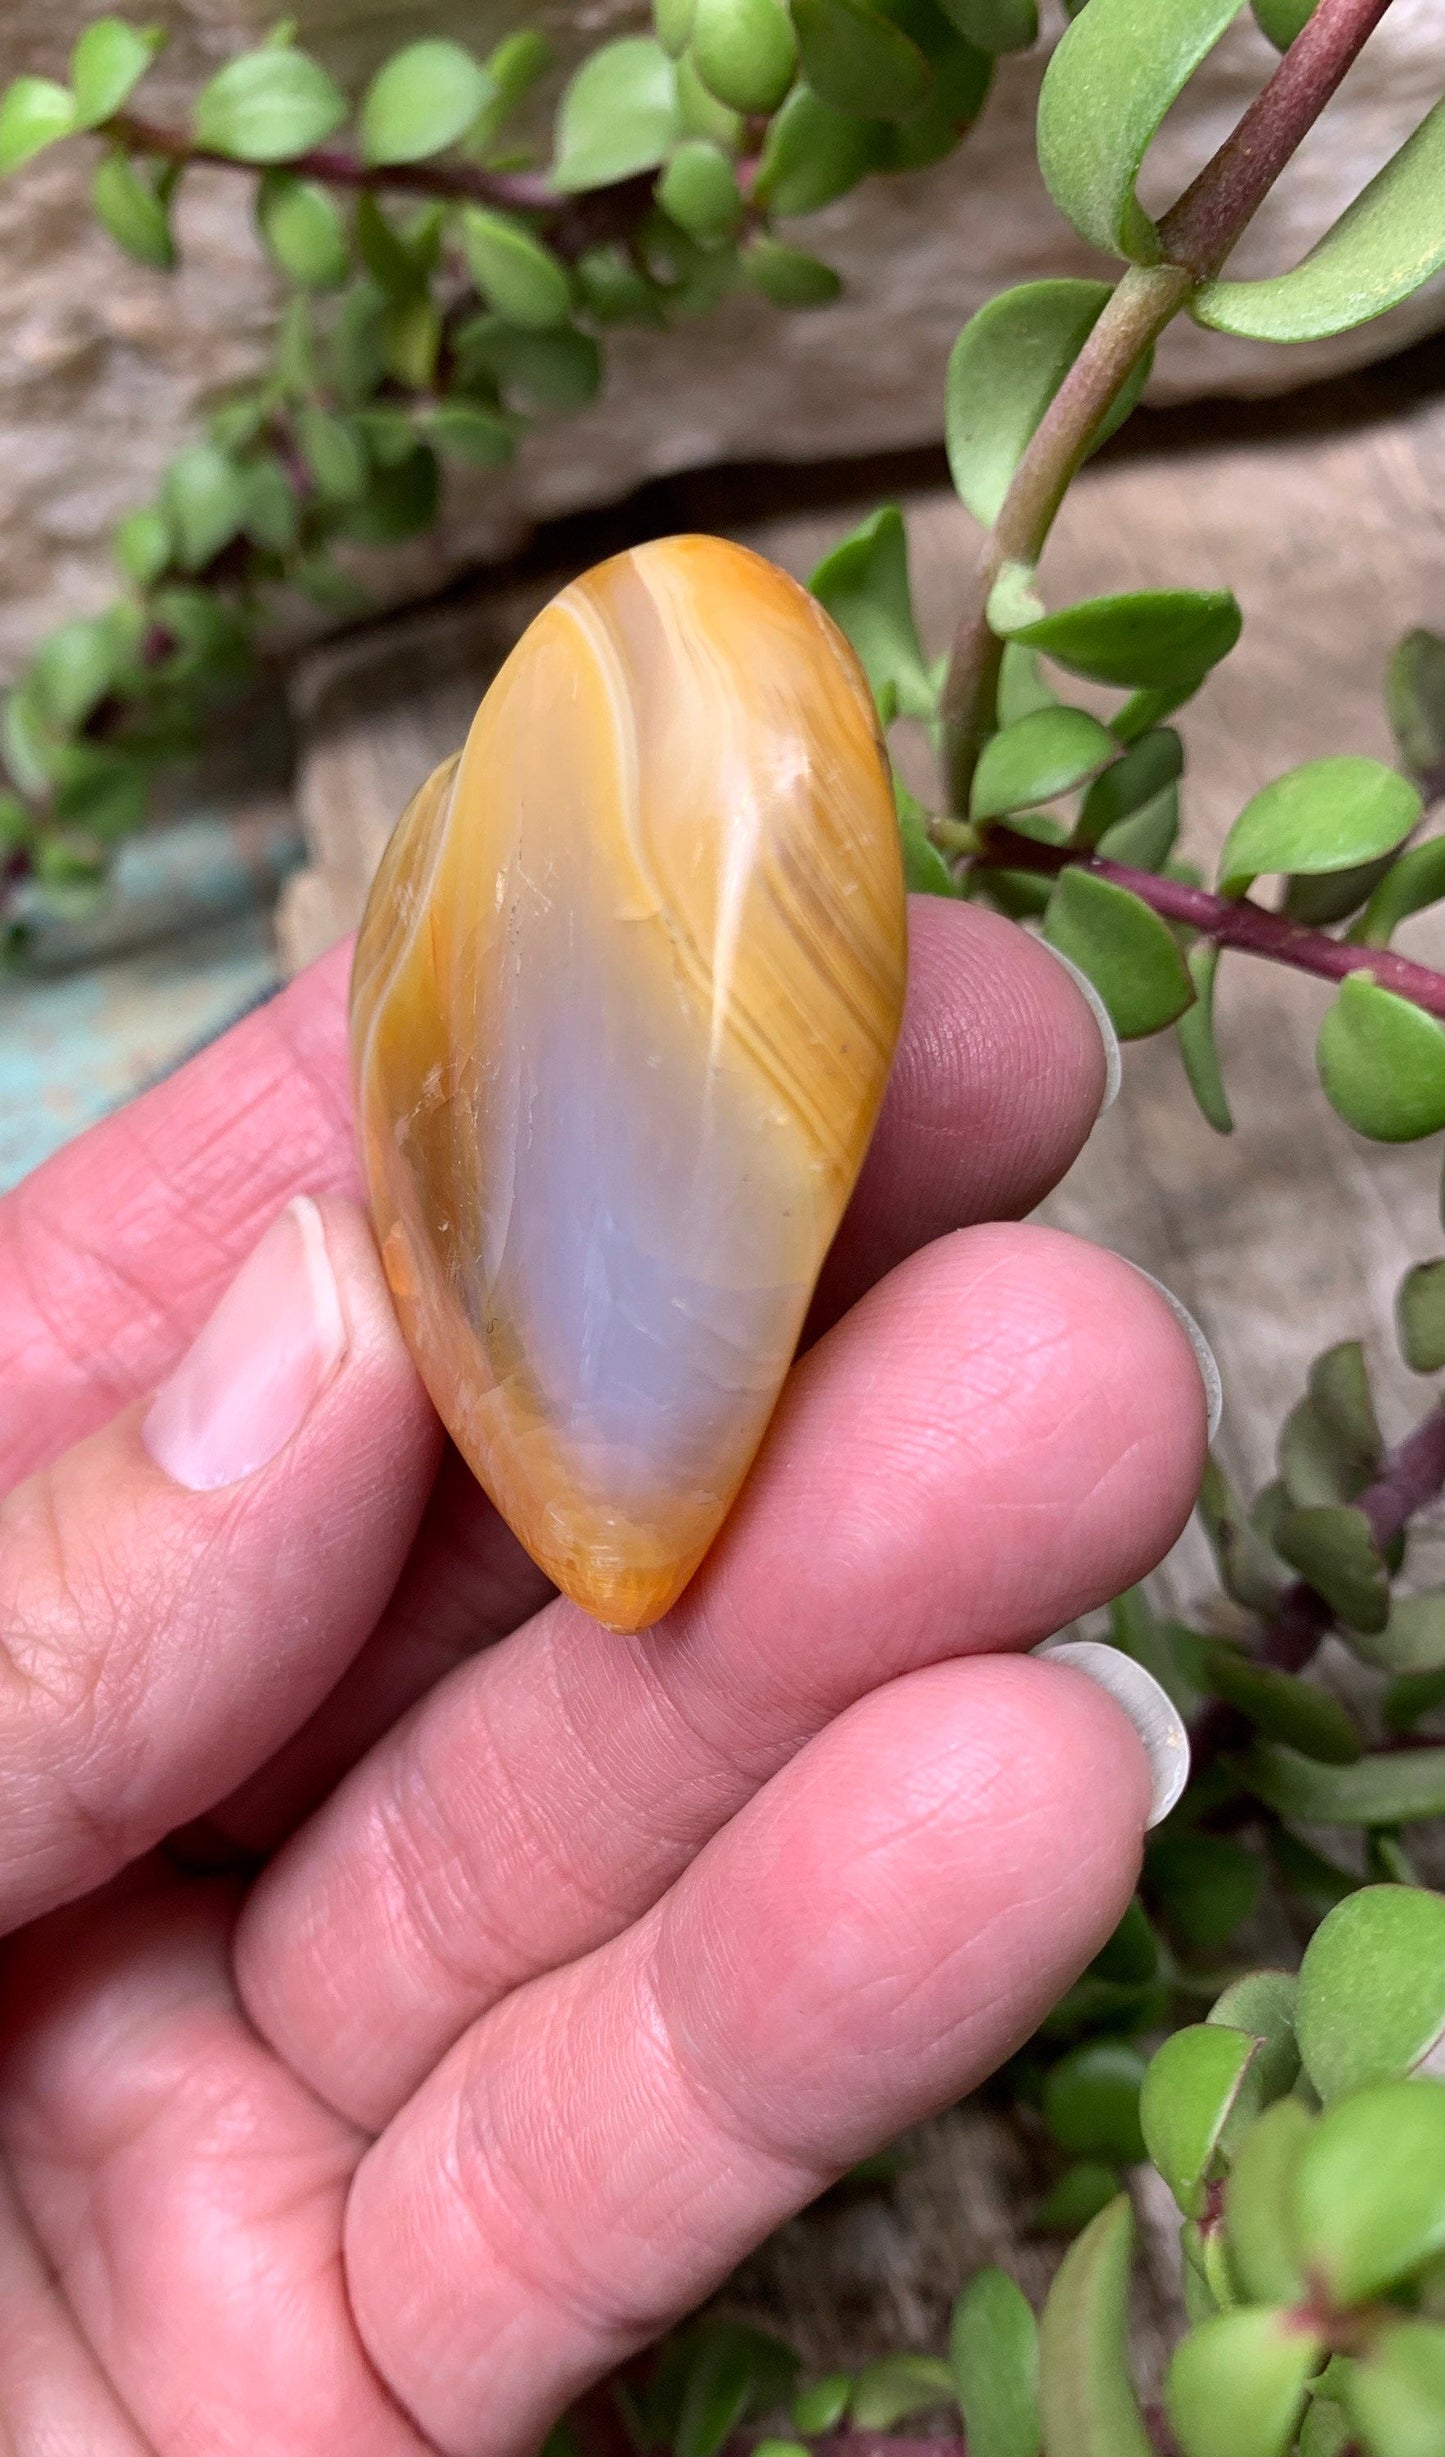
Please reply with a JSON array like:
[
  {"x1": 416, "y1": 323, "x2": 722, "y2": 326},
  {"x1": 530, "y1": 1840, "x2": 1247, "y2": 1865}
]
[{"x1": 0, "y1": 0, "x2": 1029, "y2": 926}]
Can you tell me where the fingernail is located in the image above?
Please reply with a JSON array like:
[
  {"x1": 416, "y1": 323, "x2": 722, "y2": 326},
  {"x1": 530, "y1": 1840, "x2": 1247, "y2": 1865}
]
[
  {"x1": 1036, "y1": 941, "x2": 1122, "y2": 1116},
  {"x1": 143, "y1": 1197, "x2": 347, "y2": 1491},
  {"x1": 1032, "y1": 1637, "x2": 1190, "y2": 1828},
  {"x1": 1124, "y1": 1262, "x2": 1223, "y2": 1440}
]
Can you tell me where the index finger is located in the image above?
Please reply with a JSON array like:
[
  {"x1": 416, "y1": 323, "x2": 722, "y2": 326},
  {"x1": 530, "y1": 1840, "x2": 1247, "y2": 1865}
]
[
  {"x1": 1, "y1": 939, "x2": 358, "y2": 1488},
  {"x1": 1, "y1": 901, "x2": 1107, "y2": 1488}
]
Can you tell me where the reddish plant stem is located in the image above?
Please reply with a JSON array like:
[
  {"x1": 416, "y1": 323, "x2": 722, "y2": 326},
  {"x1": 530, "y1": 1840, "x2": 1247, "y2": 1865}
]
[
  {"x1": 112, "y1": 109, "x2": 558, "y2": 208},
  {"x1": 975, "y1": 826, "x2": 1445, "y2": 1020},
  {"x1": 1157, "y1": 0, "x2": 1397, "y2": 276},
  {"x1": 1250, "y1": 1397, "x2": 1445, "y2": 1674},
  {"x1": 108, "y1": 112, "x2": 659, "y2": 258}
]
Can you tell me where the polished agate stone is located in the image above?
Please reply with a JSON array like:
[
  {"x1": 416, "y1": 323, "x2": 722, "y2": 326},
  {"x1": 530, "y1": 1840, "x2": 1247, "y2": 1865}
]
[{"x1": 350, "y1": 534, "x2": 907, "y2": 1631}]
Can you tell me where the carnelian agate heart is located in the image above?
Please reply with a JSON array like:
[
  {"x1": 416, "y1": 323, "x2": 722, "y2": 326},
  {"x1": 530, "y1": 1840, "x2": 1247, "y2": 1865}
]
[{"x1": 350, "y1": 534, "x2": 907, "y2": 1631}]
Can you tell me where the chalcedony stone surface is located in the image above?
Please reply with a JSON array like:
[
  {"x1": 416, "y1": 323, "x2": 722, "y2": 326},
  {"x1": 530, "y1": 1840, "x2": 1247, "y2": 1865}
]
[{"x1": 350, "y1": 534, "x2": 907, "y2": 1631}]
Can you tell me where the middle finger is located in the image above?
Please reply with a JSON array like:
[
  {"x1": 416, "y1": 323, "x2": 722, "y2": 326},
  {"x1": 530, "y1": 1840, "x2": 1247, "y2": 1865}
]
[{"x1": 236, "y1": 1219, "x2": 1206, "y2": 2133}]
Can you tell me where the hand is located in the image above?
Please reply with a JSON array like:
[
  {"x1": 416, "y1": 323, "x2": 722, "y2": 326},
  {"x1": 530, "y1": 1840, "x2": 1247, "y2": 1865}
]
[{"x1": 0, "y1": 899, "x2": 1206, "y2": 2456}]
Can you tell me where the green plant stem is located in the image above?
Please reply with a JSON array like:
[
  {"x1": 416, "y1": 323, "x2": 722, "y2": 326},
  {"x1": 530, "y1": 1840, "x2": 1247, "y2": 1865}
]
[
  {"x1": 972, "y1": 825, "x2": 1445, "y2": 1020},
  {"x1": 939, "y1": 0, "x2": 1402, "y2": 816},
  {"x1": 938, "y1": 262, "x2": 1189, "y2": 815}
]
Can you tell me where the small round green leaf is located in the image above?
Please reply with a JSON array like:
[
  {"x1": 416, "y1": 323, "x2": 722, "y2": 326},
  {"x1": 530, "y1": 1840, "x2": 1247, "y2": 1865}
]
[
  {"x1": 656, "y1": 0, "x2": 698, "y2": 55},
  {"x1": 997, "y1": 642, "x2": 1057, "y2": 728},
  {"x1": 1217, "y1": 758, "x2": 1421, "y2": 898},
  {"x1": 1354, "y1": 1589, "x2": 1445, "y2": 1677},
  {"x1": 1043, "y1": 868, "x2": 1194, "y2": 1040},
  {"x1": 1317, "y1": 976, "x2": 1445, "y2": 1145},
  {"x1": 950, "y1": 2268, "x2": 1040, "y2": 2457},
  {"x1": 871, "y1": 19, "x2": 990, "y2": 170},
  {"x1": 809, "y1": 505, "x2": 932, "y2": 718},
  {"x1": 257, "y1": 169, "x2": 348, "y2": 286},
  {"x1": 354, "y1": 191, "x2": 426, "y2": 302},
  {"x1": 0, "y1": 76, "x2": 78, "y2": 174},
  {"x1": 71, "y1": 19, "x2": 160, "y2": 128},
  {"x1": 162, "y1": 441, "x2": 248, "y2": 569},
  {"x1": 1398, "y1": 1260, "x2": 1445, "y2": 1375},
  {"x1": 1035, "y1": 2161, "x2": 1122, "y2": 2236},
  {"x1": 295, "y1": 405, "x2": 367, "y2": 502},
  {"x1": 1044, "y1": 2041, "x2": 1148, "y2": 2165},
  {"x1": 752, "y1": 84, "x2": 882, "y2": 213},
  {"x1": 849, "y1": 2355, "x2": 956, "y2": 2430},
  {"x1": 1224, "y1": 2097, "x2": 1314, "y2": 2306},
  {"x1": 743, "y1": 234, "x2": 841, "y2": 305},
  {"x1": 1199, "y1": 1646, "x2": 1362, "y2": 1764},
  {"x1": 382, "y1": 292, "x2": 441, "y2": 389},
  {"x1": 486, "y1": 28, "x2": 552, "y2": 112},
  {"x1": 971, "y1": 706, "x2": 1115, "y2": 819},
  {"x1": 1208, "y1": 1971, "x2": 1300, "y2": 2094},
  {"x1": 112, "y1": 505, "x2": 171, "y2": 587},
  {"x1": 1079, "y1": 728, "x2": 1183, "y2": 847},
  {"x1": 1297, "y1": 1887, "x2": 1445, "y2": 2102},
  {"x1": 1037, "y1": 2196, "x2": 1153, "y2": 2457},
  {"x1": 552, "y1": 38, "x2": 680, "y2": 192},
  {"x1": 1166, "y1": 2307, "x2": 1322, "y2": 2457},
  {"x1": 1386, "y1": 629, "x2": 1445, "y2": 783},
  {"x1": 359, "y1": 39, "x2": 491, "y2": 166},
  {"x1": 1343, "y1": 2321, "x2": 1445, "y2": 2457},
  {"x1": 1273, "y1": 1501, "x2": 1389, "y2": 1632},
  {"x1": 691, "y1": 0, "x2": 798, "y2": 113},
  {"x1": 896, "y1": 785, "x2": 957, "y2": 895},
  {"x1": 1243, "y1": 1739, "x2": 1445, "y2": 1829},
  {"x1": 935, "y1": 0, "x2": 1037, "y2": 53},
  {"x1": 790, "y1": 2374, "x2": 851, "y2": 2435},
  {"x1": 1290, "y1": 2077, "x2": 1445, "y2": 2305},
  {"x1": 193, "y1": 47, "x2": 346, "y2": 164},
  {"x1": 658, "y1": 139, "x2": 742, "y2": 243},
  {"x1": 945, "y1": 279, "x2": 1150, "y2": 529},
  {"x1": 1141, "y1": 2025, "x2": 1262, "y2": 2218},
  {"x1": 92, "y1": 150, "x2": 174, "y2": 269},
  {"x1": 30, "y1": 618, "x2": 120, "y2": 734},
  {"x1": 242, "y1": 455, "x2": 299, "y2": 553},
  {"x1": 1251, "y1": 0, "x2": 1316, "y2": 46},
  {"x1": 425, "y1": 404, "x2": 516, "y2": 467},
  {"x1": 791, "y1": 0, "x2": 932, "y2": 122},
  {"x1": 463, "y1": 320, "x2": 603, "y2": 413},
  {"x1": 1177, "y1": 940, "x2": 1232, "y2": 1133},
  {"x1": 1354, "y1": 835, "x2": 1445, "y2": 949},
  {"x1": 460, "y1": 208, "x2": 572, "y2": 328},
  {"x1": 677, "y1": 2327, "x2": 764, "y2": 2457},
  {"x1": 1011, "y1": 589, "x2": 1242, "y2": 690},
  {"x1": 674, "y1": 49, "x2": 745, "y2": 145},
  {"x1": 574, "y1": 243, "x2": 659, "y2": 323},
  {"x1": 51, "y1": 743, "x2": 147, "y2": 839},
  {"x1": 1036, "y1": 0, "x2": 1243, "y2": 262}
]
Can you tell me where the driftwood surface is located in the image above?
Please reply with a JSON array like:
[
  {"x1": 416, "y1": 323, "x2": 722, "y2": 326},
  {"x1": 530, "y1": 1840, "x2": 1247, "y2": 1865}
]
[{"x1": 275, "y1": 359, "x2": 1445, "y2": 2391}]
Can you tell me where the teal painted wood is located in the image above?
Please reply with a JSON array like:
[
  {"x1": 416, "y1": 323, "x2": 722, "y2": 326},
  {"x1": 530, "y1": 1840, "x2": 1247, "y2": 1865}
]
[{"x1": 1, "y1": 810, "x2": 302, "y2": 1193}]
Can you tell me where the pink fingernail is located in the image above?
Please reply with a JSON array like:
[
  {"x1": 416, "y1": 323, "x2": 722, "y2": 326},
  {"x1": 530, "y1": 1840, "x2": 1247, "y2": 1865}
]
[{"x1": 142, "y1": 1197, "x2": 347, "y2": 1491}]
